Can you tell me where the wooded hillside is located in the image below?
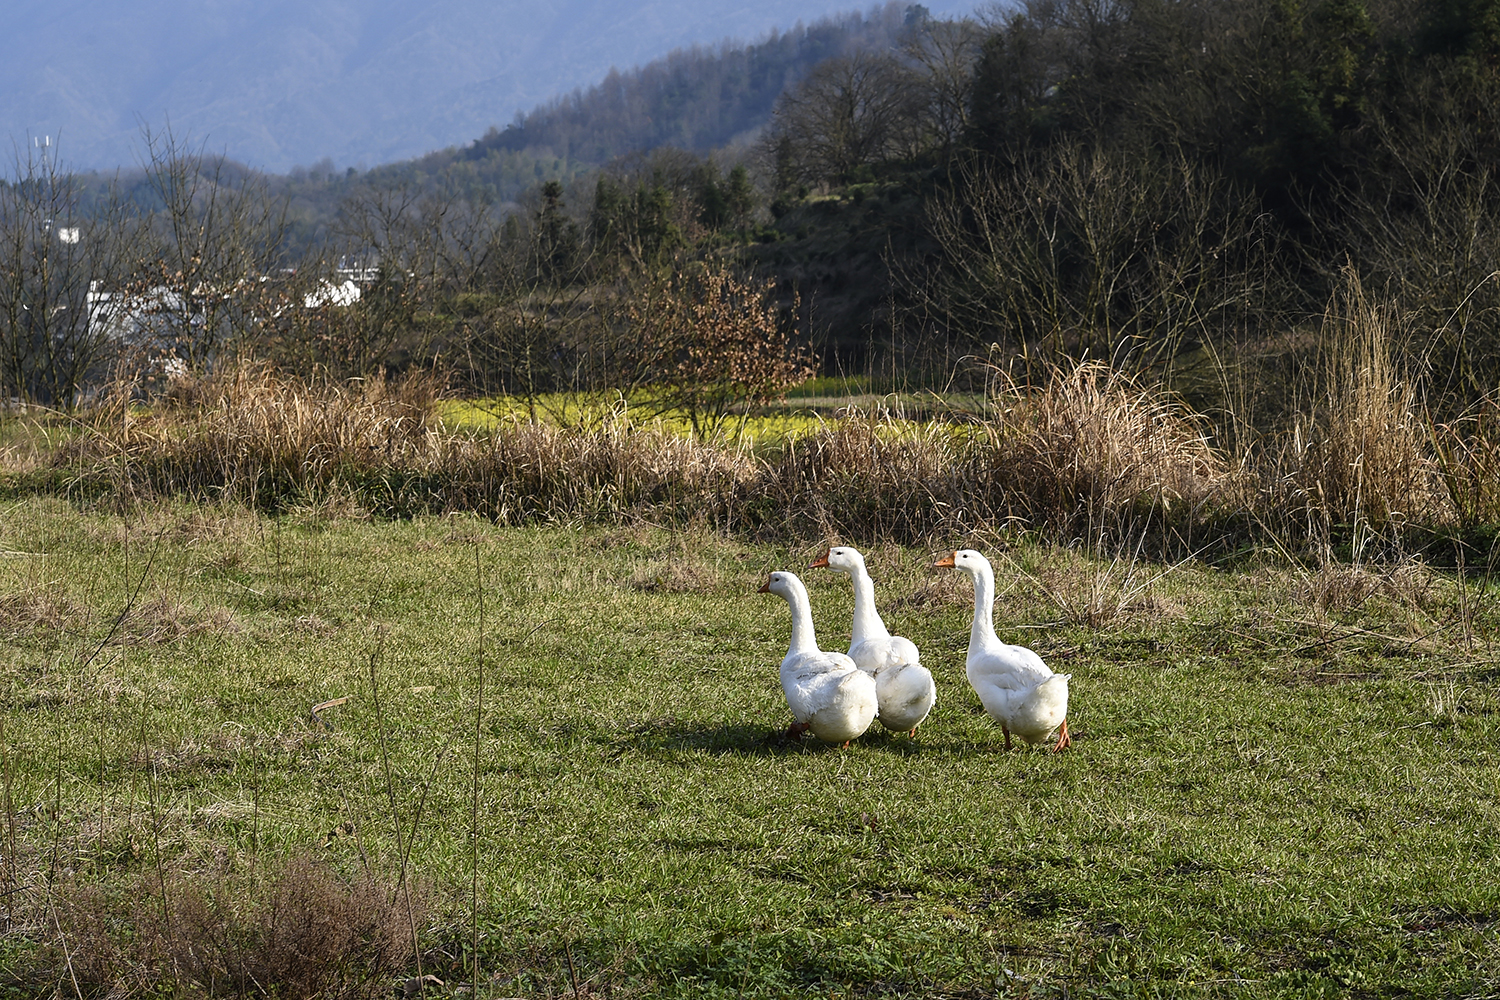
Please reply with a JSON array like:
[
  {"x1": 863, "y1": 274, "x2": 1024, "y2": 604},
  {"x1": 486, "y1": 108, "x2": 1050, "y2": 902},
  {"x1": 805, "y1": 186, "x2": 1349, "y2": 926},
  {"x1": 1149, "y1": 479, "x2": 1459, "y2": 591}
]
[{"x1": 6, "y1": 0, "x2": 1500, "y2": 426}]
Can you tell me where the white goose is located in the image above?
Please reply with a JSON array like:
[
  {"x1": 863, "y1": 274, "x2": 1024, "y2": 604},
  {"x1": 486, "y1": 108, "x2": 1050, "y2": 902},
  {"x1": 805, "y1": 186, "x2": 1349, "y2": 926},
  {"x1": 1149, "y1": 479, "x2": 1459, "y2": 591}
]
[
  {"x1": 810, "y1": 546, "x2": 936, "y2": 736},
  {"x1": 934, "y1": 549, "x2": 1072, "y2": 751},
  {"x1": 759, "y1": 570, "x2": 879, "y2": 746}
]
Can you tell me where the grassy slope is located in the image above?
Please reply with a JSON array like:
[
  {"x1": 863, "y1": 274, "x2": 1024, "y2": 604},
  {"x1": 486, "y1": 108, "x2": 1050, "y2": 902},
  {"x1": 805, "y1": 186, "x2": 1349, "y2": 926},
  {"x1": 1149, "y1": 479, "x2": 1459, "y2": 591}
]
[{"x1": 2, "y1": 498, "x2": 1498, "y2": 997}]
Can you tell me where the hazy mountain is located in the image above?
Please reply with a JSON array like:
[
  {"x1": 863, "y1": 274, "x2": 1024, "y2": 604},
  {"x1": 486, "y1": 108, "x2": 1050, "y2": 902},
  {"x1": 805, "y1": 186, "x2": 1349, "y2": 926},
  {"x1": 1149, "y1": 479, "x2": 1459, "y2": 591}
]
[{"x1": 2, "y1": 0, "x2": 975, "y2": 174}]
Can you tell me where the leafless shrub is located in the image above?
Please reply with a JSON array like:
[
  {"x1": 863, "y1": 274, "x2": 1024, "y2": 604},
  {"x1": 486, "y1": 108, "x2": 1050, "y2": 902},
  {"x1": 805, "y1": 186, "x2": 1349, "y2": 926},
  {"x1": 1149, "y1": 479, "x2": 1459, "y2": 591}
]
[
  {"x1": 628, "y1": 261, "x2": 817, "y2": 440},
  {"x1": 922, "y1": 144, "x2": 1288, "y2": 374},
  {"x1": 766, "y1": 51, "x2": 925, "y2": 186}
]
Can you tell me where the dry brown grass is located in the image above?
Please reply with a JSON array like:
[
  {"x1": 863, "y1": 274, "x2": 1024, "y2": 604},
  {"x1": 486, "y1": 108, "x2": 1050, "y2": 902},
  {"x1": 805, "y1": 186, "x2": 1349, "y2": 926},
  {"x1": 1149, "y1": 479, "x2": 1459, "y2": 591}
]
[
  {"x1": 1274, "y1": 273, "x2": 1450, "y2": 535},
  {"x1": 0, "y1": 586, "x2": 86, "y2": 645},
  {"x1": 749, "y1": 364, "x2": 1232, "y2": 545},
  {"x1": 64, "y1": 363, "x2": 445, "y2": 508},
  {"x1": 435, "y1": 416, "x2": 752, "y2": 525},
  {"x1": 40, "y1": 351, "x2": 1500, "y2": 553},
  {"x1": 1293, "y1": 558, "x2": 1436, "y2": 613},
  {"x1": 972, "y1": 361, "x2": 1234, "y2": 533},
  {"x1": 120, "y1": 593, "x2": 239, "y2": 645},
  {"x1": 0, "y1": 582, "x2": 235, "y2": 651},
  {"x1": 1015, "y1": 540, "x2": 1191, "y2": 629},
  {"x1": 62, "y1": 361, "x2": 755, "y2": 523},
  {"x1": 755, "y1": 412, "x2": 956, "y2": 540},
  {"x1": 39, "y1": 853, "x2": 424, "y2": 999},
  {"x1": 1432, "y1": 394, "x2": 1500, "y2": 529}
]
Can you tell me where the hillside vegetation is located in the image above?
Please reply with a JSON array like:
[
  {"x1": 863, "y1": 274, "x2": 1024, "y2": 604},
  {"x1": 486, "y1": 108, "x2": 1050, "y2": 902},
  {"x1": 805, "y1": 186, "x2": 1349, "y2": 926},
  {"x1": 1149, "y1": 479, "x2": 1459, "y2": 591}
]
[{"x1": 14, "y1": 0, "x2": 1500, "y2": 407}]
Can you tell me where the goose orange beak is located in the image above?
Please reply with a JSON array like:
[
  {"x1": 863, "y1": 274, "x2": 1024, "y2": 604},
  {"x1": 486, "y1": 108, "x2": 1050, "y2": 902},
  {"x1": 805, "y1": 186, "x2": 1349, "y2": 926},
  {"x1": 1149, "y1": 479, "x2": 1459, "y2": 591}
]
[
  {"x1": 809, "y1": 550, "x2": 830, "y2": 569},
  {"x1": 933, "y1": 552, "x2": 957, "y2": 569},
  {"x1": 757, "y1": 577, "x2": 772, "y2": 593}
]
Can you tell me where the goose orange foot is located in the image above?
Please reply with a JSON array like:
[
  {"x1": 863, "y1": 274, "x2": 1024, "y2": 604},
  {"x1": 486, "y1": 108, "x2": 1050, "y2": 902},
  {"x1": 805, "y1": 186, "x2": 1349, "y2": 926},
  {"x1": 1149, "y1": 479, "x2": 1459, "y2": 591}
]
[
  {"x1": 1052, "y1": 719, "x2": 1072, "y2": 752},
  {"x1": 786, "y1": 721, "x2": 811, "y2": 741}
]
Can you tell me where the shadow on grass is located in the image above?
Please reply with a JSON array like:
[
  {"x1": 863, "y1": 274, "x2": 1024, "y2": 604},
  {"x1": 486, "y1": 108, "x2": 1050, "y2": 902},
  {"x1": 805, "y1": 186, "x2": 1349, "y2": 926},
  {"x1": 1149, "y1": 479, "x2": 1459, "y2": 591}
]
[
  {"x1": 656, "y1": 721, "x2": 834, "y2": 756},
  {"x1": 618, "y1": 719, "x2": 988, "y2": 758}
]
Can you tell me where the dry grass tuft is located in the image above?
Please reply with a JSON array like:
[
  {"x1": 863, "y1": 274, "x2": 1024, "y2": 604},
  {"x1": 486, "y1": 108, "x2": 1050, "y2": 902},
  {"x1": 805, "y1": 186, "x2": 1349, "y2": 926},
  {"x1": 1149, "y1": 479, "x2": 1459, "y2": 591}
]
[
  {"x1": 65, "y1": 362, "x2": 445, "y2": 508},
  {"x1": 974, "y1": 361, "x2": 1234, "y2": 533},
  {"x1": 1432, "y1": 394, "x2": 1500, "y2": 528},
  {"x1": 1276, "y1": 273, "x2": 1448, "y2": 534},
  {"x1": 0, "y1": 587, "x2": 85, "y2": 643},
  {"x1": 756, "y1": 412, "x2": 955, "y2": 540},
  {"x1": 629, "y1": 560, "x2": 719, "y2": 593},
  {"x1": 42, "y1": 852, "x2": 424, "y2": 999},
  {"x1": 889, "y1": 570, "x2": 972, "y2": 611},
  {"x1": 121, "y1": 593, "x2": 239, "y2": 645},
  {"x1": 1294, "y1": 558, "x2": 1435, "y2": 613},
  {"x1": 437, "y1": 416, "x2": 752, "y2": 524}
]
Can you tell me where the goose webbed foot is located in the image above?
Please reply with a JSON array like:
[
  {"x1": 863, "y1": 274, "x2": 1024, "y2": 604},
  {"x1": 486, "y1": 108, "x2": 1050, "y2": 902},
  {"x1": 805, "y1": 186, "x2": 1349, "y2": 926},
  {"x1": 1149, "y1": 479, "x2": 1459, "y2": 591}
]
[
  {"x1": 1051, "y1": 718, "x2": 1071, "y2": 752},
  {"x1": 1002, "y1": 725, "x2": 1012, "y2": 751},
  {"x1": 786, "y1": 721, "x2": 811, "y2": 741}
]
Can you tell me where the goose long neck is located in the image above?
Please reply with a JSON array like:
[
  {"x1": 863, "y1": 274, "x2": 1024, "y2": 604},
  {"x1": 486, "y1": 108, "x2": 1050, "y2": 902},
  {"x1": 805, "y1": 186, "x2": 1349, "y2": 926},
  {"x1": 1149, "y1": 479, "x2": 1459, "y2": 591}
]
[
  {"x1": 784, "y1": 581, "x2": 819, "y2": 655},
  {"x1": 969, "y1": 562, "x2": 997, "y2": 647},
  {"x1": 848, "y1": 564, "x2": 889, "y2": 645}
]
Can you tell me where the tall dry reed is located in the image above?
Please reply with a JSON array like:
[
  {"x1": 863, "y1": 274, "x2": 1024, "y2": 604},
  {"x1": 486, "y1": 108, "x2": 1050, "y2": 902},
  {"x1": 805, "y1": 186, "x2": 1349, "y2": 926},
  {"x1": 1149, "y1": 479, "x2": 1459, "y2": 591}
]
[
  {"x1": 1274, "y1": 272, "x2": 1450, "y2": 539},
  {"x1": 1430, "y1": 395, "x2": 1500, "y2": 530}
]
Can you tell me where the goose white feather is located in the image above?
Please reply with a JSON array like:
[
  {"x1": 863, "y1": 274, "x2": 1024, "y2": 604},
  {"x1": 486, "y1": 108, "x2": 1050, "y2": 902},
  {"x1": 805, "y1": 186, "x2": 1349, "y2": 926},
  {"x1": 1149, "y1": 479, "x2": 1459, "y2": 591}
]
[
  {"x1": 935, "y1": 549, "x2": 1071, "y2": 751},
  {"x1": 759, "y1": 570, "x2": 879, "y2": 745},
  {"x1": 811, "y1": 546, "x2": 936, "y2": 735}
]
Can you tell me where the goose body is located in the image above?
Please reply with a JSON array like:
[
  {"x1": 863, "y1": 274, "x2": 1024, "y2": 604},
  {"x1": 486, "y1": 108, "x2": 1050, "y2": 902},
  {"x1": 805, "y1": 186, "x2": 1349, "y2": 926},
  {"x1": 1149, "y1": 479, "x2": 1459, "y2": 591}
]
[
  {"x1": 811, "y1": 546, "x2": 936, "y2": 735},
  {"x1": 759, "y1": 571, "x2": 879, "y2": 745},
  {"x1": 935, "y1": 549, "x2": 1071, "y2": 750}
]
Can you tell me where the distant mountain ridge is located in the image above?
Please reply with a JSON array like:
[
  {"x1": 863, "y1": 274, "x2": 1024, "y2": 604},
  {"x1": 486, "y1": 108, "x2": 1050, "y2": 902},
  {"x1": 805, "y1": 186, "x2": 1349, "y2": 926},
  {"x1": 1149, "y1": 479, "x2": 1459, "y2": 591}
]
[
  {"x1": 2, "y1": 0, "x2": 973, "y2": 174},
  {"x1": 477, "y1": 6, "x2": 915, "y2": 165}
]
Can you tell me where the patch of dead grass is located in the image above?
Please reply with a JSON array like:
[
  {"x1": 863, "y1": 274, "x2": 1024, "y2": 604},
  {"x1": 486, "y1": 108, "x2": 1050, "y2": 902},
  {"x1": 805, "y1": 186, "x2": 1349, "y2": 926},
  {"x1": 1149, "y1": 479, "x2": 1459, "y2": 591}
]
[
  {"x1": 121, "y1": 594, "x2": 239, "y2": 645},
  {"x1": 39, "y1": 852, "x2": 424, "y2": 999},
  {"x1": 629, "y1": 560, "x2": 720, "y2": 593},
  {"x1": 1293, "y1": 559, "x2": 1436, "y2": 613},
  {"x1": 0, "y1": 587, "x2": 87, "y2": 643}
]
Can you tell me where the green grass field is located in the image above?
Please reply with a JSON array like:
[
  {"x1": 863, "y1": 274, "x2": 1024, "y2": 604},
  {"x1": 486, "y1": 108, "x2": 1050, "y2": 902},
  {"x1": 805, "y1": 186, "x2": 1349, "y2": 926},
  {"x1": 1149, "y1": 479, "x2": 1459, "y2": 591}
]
[{"x1": 2, "y1": 497, "x2": 1499, "y2": 997}]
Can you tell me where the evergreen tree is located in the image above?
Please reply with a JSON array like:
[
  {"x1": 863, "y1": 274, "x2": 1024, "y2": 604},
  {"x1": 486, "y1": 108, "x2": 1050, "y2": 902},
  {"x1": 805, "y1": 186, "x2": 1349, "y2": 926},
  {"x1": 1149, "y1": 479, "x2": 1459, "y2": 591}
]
[{"x1": 724, "y1": 164, "x2": 756, "y2": 228}]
